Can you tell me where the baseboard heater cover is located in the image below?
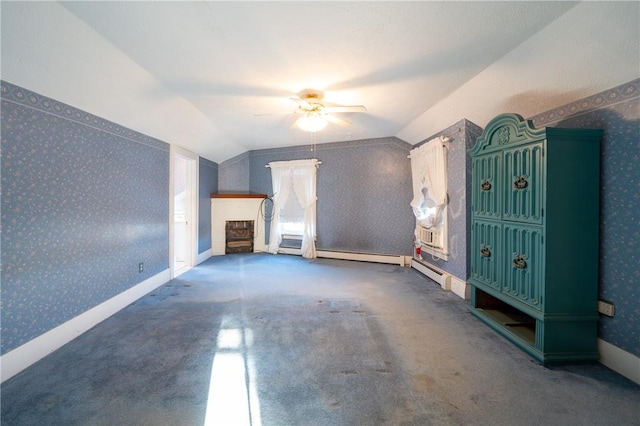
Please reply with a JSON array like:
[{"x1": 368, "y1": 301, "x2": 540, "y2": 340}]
[
  {"x1": 316, "y1": 250, "x2": 406, "y2": 266},
  {"x1": 275, "y1": 248, "x2": 407, "y2": 265},
  {"x1": 274, "y1": 249, "x2": 407, "y2": 266},
  {"x1": 278, "y1": 247, "x2": 302, "y2": 256},
  {"x1": 411, "y1": 258, "x2": 451, "y2": 290}
]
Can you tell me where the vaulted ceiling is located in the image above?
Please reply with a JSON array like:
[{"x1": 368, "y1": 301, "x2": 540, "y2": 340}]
[{"x1": 2, "y1": 2, "x2": 638, "y2": 163}]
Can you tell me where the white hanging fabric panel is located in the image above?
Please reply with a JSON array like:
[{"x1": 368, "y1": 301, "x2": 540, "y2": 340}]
[
  {"x1": 291, "y1": 163, "x2": 318, "y2": 259},
  {"x1": 267, "y1": 165, "x2": 292, "y2": 254},
  {"x1": 267, "y1": 159, "x2": 319, "y2": 258},
  {"x1": 409, "y1": 137, "x2": 448, "y2": 235}
]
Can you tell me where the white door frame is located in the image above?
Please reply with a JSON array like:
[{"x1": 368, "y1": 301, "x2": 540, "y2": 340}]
[{"x1": 169, "y1": 145, "x2": 199, "y2": 278}]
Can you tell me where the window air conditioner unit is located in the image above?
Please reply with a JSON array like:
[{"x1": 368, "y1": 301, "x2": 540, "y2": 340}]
[{"x1": 419, "y1": 226, "x2": 441, "y2": 248}]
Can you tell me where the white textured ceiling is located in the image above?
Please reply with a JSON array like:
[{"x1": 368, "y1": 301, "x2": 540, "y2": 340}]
[{"x1": 1, "y1": 1, "x2": 638, "y2": 163}]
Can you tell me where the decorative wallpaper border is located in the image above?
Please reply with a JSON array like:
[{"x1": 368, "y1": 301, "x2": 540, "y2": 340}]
[
  {"x1": 0, "y1": 80, "x2": 169, "y2": 152},
  {"x1": 530, "y1": 79, "x2": 640, "y2": 127}
]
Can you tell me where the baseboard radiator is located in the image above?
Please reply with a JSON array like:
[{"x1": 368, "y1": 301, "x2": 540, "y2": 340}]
[
  {"x1": 317, "y1": 250, "x2": 406, "y2": 266},
  {"x1": 276, "y1": 248, "x2": 406, "y2": 266},
  {"x1": 411, "y1": 258, "x2": 451, "y2": 290}
]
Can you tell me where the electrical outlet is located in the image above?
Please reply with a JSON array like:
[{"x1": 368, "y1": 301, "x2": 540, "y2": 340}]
[
  {"x1": 597, "y1": 300, "x2": 615, "y2": 317},
  {"x1": 138, "y1": 262, "x2": 144, "y2": 273}
]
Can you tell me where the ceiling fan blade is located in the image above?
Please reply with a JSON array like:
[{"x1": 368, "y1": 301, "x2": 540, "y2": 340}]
[
  {"x1": 254, "y1": 111, "x2": 292, "y2": 116},
  {"x1": 289, "y1": 96, "x2": 313, "y2": 110},
  {"x1": 324, "y1": 105, "x2": 367, "y2": 113},
  {"x1": 325, "y1": 114, "x2": 351, "y2": 127}
]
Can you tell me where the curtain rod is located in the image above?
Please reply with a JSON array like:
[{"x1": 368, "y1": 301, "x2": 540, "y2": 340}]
[
  {"x1": 407, "y1": 137, "x2": 451, "y2": 158},
  {"x1": 265, "y1": 161, "x2": 322, "y2": 168}
]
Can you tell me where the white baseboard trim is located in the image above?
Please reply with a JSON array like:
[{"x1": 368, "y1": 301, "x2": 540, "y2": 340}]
[
  {"x1": 450, "y1": 275, "x2": 470, "y2": 300},
  {"x1": 316, "y1": 250, "x2": 406, "y2": 266},
  {"x1": 197, "y1": 249, "x2": 212, "y2": 265},
  {"x1": 0, "y1": 269, "x2": 170, "y2": 384},
  {"x1": 598, "y1": 339, "x2": 640, "y2": 385}
]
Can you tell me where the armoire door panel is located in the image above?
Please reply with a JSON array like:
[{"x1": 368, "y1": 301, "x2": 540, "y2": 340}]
[
  {"x1": 502, "y1": 143, "x2": 544, "y2": 224},
  {"x1": 470, "y1": 219, "x2": 502, "y2": 290},
  {"x1": 472, "y1": 153, "x2": 502, "y2": 220},
  {"x1": 502, "y1": 224, "x2": 543, "y2": 310}
]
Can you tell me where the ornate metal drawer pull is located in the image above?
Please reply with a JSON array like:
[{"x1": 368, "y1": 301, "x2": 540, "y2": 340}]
[
  {"x1": 481, "y1": 180, "x2": 492, "y2": 191},
  {"x1": 480, "y1": 246, "x2": 491, "y2": 257},
  {"x1": 513, "y1": 176, "x2": 528, "y2": 189},
  {"x1": 513, "y1": 255, "x2": 527, "y2": 269}
]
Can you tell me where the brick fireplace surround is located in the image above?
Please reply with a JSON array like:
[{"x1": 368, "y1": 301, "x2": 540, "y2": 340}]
[{"x1": 210, "y1": 194, "x2": 267, "y2": 256}]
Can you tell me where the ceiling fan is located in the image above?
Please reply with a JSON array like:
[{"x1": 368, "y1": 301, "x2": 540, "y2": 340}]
[{"x1": 263, "y1": 89, "x2": 367, "y2": 132}]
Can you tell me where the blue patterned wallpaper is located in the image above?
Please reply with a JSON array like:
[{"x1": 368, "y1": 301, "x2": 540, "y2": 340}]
[
  {"x1": 218, "y1": 151, "x2": 250, "y2": 193},
  {"x1": 1, "y1": 81, "x2": 170, "y2": 355},
  {"x1": 314, "y1": 137, "x2": 414, "y2": 255},
  {"x1": 221, "y1": 137, "x2": 415, "y2": 255},
  {"x1": 529, "y1": 79, "x2": 640, "y2": 356},
  {"x1": 198, "y1": 157, "x2": 218, "y2": 255}
]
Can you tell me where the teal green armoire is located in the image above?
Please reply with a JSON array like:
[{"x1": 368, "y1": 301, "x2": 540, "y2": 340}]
[{"x1": 468, "y1": 113, "x2": 603, "y2": 365}]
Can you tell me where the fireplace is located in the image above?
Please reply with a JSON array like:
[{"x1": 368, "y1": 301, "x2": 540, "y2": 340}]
[
  {"x1": 210, "y1": 193, "x2": 267, "y2": 256},
  {"x1": 225, "y1": 220, "x2": 254, "y2": 254}
]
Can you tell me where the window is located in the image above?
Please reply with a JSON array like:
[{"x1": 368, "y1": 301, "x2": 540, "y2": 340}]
[
  {"x1": 279, "y1": 192, "x2": 305, "y2": 237},
  {"x1": 267, "y1": 159, "x2": 320, "y2": 259},
  {"x1": 409, "y1": 136, "x2": 449, "y2": 260}
]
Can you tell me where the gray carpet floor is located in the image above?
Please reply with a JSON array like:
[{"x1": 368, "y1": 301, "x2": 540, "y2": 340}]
[{"x1": 2, "y1": 254, "x2": 639, "y2": 425}]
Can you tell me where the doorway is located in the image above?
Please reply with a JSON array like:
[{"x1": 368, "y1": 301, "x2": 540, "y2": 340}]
[{"x1": 170, "y1": 146, "x2": 198, "y2": 278}]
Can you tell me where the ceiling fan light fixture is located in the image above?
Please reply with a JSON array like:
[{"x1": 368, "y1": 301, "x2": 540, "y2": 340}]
[{"x1": 296, "y1": 113, "x2": 328, "y2": 132}]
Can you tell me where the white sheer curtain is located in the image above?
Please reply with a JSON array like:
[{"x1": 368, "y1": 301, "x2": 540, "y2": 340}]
[
  {"x1": 409, "y1": 137, "x2": 448, "y2": 238},
  {"x1": 267, "y1": 165, "x2": 291, "y2": 254},
  {"x1": 267, "y1": 159, "x2": 319, "y2": 258}
]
